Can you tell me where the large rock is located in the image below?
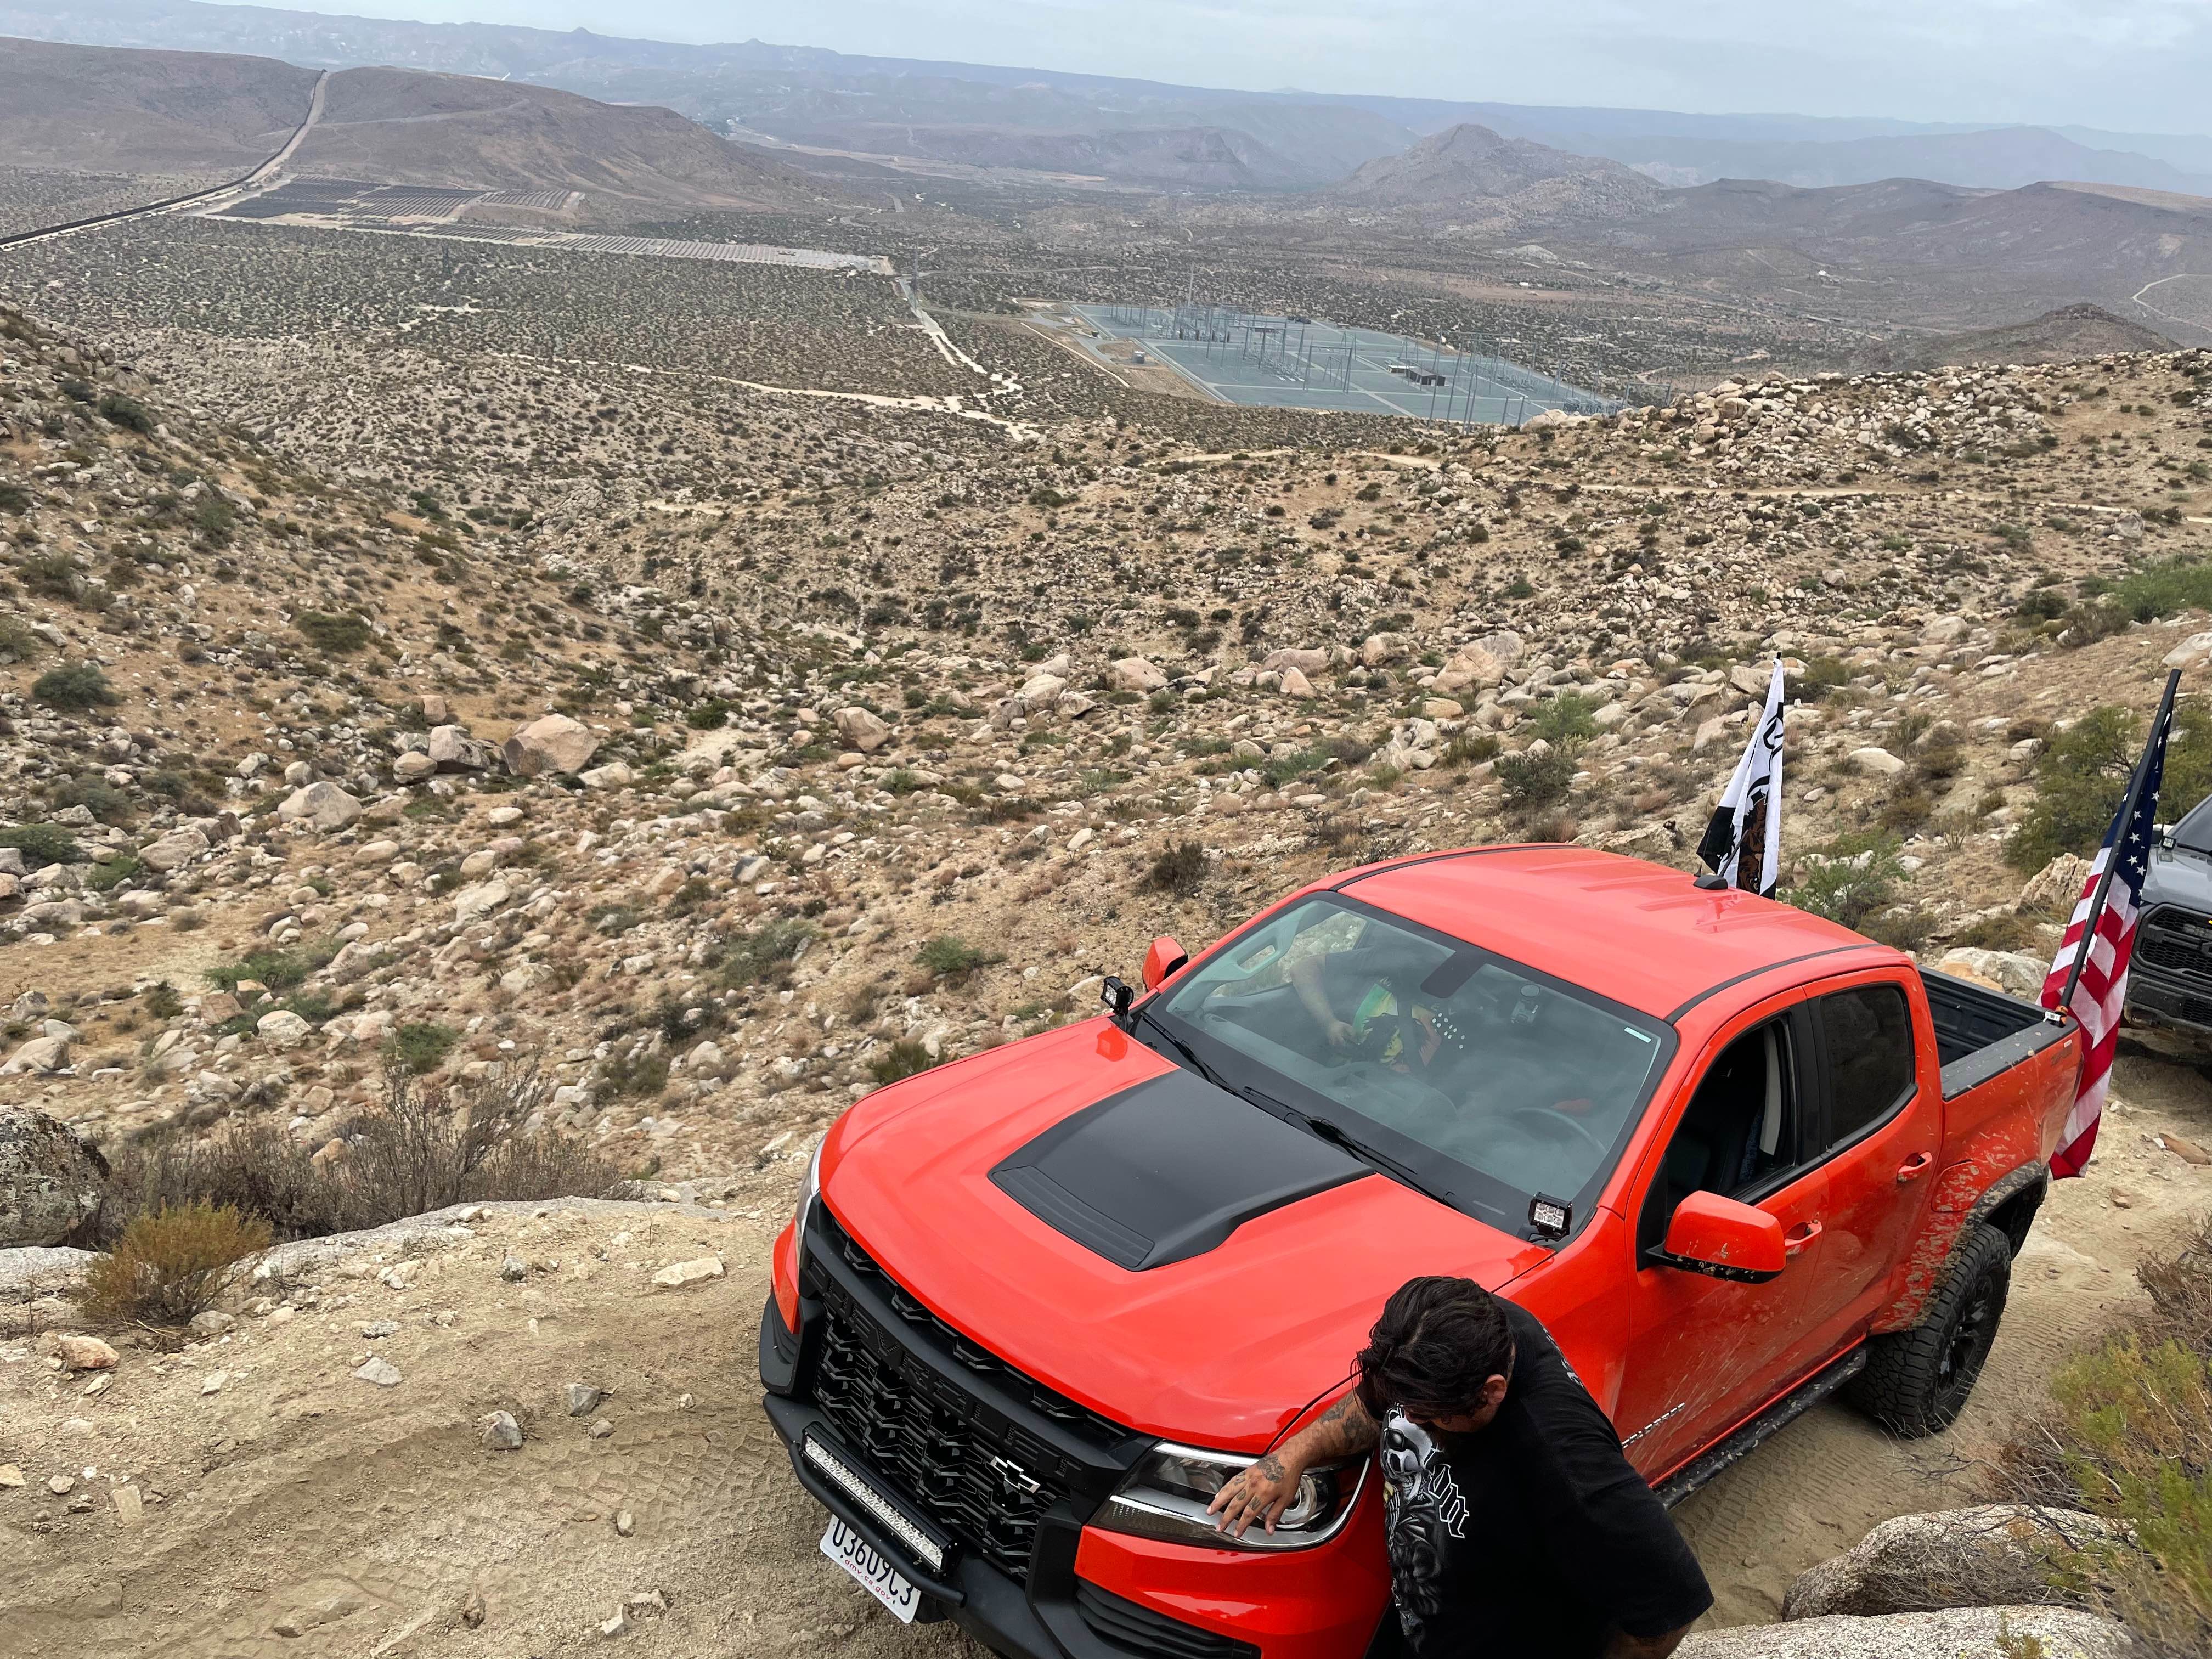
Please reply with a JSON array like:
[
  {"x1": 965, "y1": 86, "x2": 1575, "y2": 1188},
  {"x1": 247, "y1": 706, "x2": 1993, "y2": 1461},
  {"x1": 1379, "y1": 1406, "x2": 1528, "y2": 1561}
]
[
  {"x1": 1782, "y1": 1504, "x2": 2118, "y2": 1621},
  {"x1": 0, "y1": 1108, "x2": 108, "y2": 1246},
  {"x1": 0, "y1": 1035, "x2": 71, "y2": 1076},
  {"x1": 277, "y1": 781, "x2": 363, "y2": 831},
  {"x1": 1262, "y1": 647, "x2": 1330, "y2": 677},
  {"x1": 427, "y1": 725, "x2": 494, "y2": 772},
  {"x1": 501, "y1": 714, "x2": 599, "y2": 777},
  {"x1": 834, "y1": 707, "x2": 891, "y2": 753},
  {"x1": 2018, "y1": 853, "x2": 2090, "y2": 916},
  {"x1": 255, "y1": 1009, "x2": 314, "y2": 1049},
  {"x1": 1937, "y1": 948, "x2": 2046, "y2": 1001},
  {"x1": 1108, "y1": 657, "x2": 1167, "y2": 693},
  {"x1": 138, "y1": 827, "x2": 209, "y2": 872},
  {"x1": 1681, "y1": 1606, "x2": 2126, "y2": 1658},
  {"x1": 1848, "y1": 746, "x2": 1908, "y2": 778},
  {"x1": 1433, "y1": 645, "x2": 1504, "y2": 696}
]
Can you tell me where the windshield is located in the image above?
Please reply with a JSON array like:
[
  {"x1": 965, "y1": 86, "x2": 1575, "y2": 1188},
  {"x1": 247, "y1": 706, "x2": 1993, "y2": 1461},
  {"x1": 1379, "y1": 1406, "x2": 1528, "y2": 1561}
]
[{"x1": 1148, "y1": 895, "x2": 1673, "y2": 1238}]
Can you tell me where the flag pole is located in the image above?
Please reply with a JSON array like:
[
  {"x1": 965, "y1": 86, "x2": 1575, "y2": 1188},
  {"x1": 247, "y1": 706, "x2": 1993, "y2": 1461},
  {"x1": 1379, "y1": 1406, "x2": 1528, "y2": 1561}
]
[{"x1": 2058, "y1": 667, "x2": 2182, "y2": 1014}]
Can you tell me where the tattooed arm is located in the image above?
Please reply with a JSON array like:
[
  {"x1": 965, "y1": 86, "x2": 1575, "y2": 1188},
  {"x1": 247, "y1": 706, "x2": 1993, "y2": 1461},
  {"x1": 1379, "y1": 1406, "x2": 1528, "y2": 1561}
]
[{"x1": 1205, "y1": 1395, "x2": 1379, "y2": 1537}]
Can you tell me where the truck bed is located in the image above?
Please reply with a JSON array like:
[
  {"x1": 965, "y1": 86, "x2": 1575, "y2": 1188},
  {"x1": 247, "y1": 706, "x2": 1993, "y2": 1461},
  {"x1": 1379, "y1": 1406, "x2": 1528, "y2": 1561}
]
[{"x1": 1919, "y1": 968, "x2": 2073, "y2": 1098}]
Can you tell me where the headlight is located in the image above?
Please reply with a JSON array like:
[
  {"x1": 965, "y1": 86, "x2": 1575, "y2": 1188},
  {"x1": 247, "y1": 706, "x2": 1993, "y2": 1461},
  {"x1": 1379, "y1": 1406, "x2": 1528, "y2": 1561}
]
[
  {"x1": 793, "y1": 1136, "x2": 825, "y2": 1254},
  {"x1": 1094, "y1": 1441, "x2": 1366, "y2": 1551}
]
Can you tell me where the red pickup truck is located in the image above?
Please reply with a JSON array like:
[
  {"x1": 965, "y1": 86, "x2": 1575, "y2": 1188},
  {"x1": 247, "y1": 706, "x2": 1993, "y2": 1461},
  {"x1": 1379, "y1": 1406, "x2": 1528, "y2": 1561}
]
[{"x1": 760, "y1": 846, "x2": 2082, "y2": 1658}]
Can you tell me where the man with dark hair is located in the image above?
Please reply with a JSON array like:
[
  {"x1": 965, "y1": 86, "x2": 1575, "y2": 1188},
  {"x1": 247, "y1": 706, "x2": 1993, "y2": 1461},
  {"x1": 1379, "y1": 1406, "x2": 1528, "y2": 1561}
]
[{"x1": 1210, "y1": 1276, "x2": 1710, "y2": 1659}]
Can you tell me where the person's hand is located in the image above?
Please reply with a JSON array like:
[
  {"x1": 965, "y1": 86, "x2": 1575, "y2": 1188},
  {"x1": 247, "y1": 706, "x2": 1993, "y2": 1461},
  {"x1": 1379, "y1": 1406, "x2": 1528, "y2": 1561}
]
[
  {"x1": 1323, "y1": 1018, "x2": 1356, "y2": 1049},
  {"x1": 1206, "y1": 1452, "x2": 1305, "y2": 1537}
]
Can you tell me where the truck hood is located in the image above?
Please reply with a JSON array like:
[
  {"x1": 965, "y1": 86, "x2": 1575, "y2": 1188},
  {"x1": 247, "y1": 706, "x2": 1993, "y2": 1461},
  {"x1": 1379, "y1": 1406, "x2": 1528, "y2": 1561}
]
[{"x1": 819, "y1": 1017, "x2": 1547, "y2": 1451}]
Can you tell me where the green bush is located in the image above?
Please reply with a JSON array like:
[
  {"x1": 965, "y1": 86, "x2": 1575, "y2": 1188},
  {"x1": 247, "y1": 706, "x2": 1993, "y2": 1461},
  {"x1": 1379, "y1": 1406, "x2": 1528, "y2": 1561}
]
[
  {"x1": 82, "y1": 854, "x2": 141, "y2": 893},
  {"x1": 190, "y1": 492, "x2": 236, "y2": 545},
  {"x1": 1527, "y1": 691, "x2": 1602, "y2": 747},
  {"x1": 385, "y1": 1021, "x2": 459, "y2": 1075},
  {"x1": 684, "y1": 699, "x2": 731, "y2": 730},
  {"x1": 95, "y1": 391, "x2": 153, "y2": 433},
  {"x1": 1497, "y1": 744, "x2": 1578, "y2": 814},
  {"x1": 81, "y1": 1201, "x2": 270, "y2": 1326},
  {"x1": 1142, "y1": 839, "x2": 1207, "y2": 897},
  {"x1": 295, "y1": 610, "x2": 371, "y2": 654},
  {"x1": 2010, "y1": 704, "x2": 2212, "y2": 873},
  {"x1": 916, "y1": 935, "x2": 1002, "y2": 980},
  {"x1": 868, "y1": 1039, "x2": 941, "y2": 1087},
  {"x1": 717, "y1": 919, "x2": 813, "y2": 990},
  {"x1": 0, "y1": 822, "x2": 82, "y2": 868},
  {"x1": 206, "y1": 936, "x2": 340, "y2": 994},
  {"x1": 1784, "y1": 834, "x2": 1906, "y2": 932},
  {"x1": 2111, "y1": 556, "x2": 2212, "y2": 624},
  {"x1": 32, "y1": 663, "x2": 119, "y2": 709}
]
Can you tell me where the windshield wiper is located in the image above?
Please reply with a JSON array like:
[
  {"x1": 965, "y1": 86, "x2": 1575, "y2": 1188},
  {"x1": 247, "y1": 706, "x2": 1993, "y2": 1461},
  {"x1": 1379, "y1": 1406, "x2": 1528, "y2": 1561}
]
[
  {"x1": 1134, "y1": 1005, "x2": 1231, "y2": 1093},
  {"x1": 1260, "y1": 1094, "x2": 1451, "y2": 1206}
]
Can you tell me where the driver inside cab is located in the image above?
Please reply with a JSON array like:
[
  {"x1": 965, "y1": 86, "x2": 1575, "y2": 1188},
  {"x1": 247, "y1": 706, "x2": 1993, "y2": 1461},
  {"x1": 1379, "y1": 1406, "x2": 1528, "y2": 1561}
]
[{"x1": 1288, "y1": 936, "x2": 1444, "y2": 1074}]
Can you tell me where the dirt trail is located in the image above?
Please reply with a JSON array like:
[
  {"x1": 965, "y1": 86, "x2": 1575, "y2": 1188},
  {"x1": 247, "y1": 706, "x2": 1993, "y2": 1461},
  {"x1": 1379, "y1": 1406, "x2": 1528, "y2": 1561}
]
[{"x1": 8, "y1": 1054, "x2": 2209, "y2": 1656}]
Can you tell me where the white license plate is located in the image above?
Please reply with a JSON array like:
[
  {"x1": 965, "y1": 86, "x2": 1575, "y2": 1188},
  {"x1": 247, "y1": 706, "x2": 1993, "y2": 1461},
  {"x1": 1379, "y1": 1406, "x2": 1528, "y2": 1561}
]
[{"x1": 821, "y1": 1518, "x2": 923, "y2": 1623}]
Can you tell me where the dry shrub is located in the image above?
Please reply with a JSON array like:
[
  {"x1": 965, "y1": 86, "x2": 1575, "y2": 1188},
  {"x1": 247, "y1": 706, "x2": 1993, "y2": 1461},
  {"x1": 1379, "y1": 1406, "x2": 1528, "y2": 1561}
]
[
  {"x1": 93, "y1": 1062, "x2": 622, "y2": 1244},
  {"x1": 1994, "y1": 1216, "x2": 2212, "y2": 1657},
  {"x1": 82, "y1": 1201, "x2": 271, "y2": 1326}
]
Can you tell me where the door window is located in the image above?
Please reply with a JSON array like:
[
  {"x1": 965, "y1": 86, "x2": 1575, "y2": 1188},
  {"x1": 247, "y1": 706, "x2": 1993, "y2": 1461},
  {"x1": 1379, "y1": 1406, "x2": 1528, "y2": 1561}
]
[
  {"x1": 1812, "y1": 985, "x2": 1916, "y2": 1150},
  {"x1": 1638, "y1": 1018, "x2": 1799, "y2": 1256}
]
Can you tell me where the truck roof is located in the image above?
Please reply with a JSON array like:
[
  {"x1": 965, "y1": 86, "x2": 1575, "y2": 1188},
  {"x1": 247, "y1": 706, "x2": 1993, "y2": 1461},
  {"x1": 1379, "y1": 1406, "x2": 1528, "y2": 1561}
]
[{"x1": 1341, "y1": 845, "x2": 1892, "y2": 1021}]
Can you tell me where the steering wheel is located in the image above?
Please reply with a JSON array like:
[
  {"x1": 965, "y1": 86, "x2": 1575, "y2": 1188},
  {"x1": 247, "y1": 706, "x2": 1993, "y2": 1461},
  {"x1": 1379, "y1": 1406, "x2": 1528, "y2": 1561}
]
[{"x1": 1508, "y1": 1105, "x2": 1610, "y2": 1158}]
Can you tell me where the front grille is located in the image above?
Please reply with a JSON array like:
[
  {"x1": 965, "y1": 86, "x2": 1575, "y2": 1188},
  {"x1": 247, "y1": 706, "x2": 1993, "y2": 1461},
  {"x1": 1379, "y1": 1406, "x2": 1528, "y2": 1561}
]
[
  {"x1": 2140, "y1": 910, "x2": 2212, "y2": 980},
  {"x1": 805, "y1": 1210, "x2": 1128, "y2": 1584},
  {"x1": 1076, "y1": 1580, "x2": 1260, "y2": 1659}
]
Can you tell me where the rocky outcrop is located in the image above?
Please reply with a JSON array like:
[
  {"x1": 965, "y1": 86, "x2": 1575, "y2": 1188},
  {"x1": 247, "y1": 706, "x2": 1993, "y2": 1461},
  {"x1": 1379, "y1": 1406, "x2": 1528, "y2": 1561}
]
[
  {"x1": 1782, "y1": 1505, "x2": 2117, "y2": 1620},
  {"x1": 0, "y1": 1107, "x2": 108, "y2": 1246},
  {"x1": 1682, "y1": 1606, "x2": 2127, "y2": 1658}
]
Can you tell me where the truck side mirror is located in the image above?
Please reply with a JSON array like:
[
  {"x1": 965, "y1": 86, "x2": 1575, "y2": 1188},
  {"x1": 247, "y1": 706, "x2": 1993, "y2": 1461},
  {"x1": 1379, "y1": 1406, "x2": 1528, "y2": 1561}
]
[
  {"x1": 1653, "y1": 1192, "x2": 1786, "y2": 1283},
  {"x1": 1142, "y1": 935, "x2": 1188, "y2": 993}
]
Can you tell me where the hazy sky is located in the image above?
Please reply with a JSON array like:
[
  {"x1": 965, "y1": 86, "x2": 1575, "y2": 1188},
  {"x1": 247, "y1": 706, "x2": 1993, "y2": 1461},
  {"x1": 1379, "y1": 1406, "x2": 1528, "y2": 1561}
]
[{"x1": 287, "y1": 0, "x2": 2209, "y2": 132}]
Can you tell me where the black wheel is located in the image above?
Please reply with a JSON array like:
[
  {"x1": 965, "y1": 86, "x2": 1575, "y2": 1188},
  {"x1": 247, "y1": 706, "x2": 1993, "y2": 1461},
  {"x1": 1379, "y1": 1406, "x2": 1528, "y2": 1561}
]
[{"x1": 1846, "y1": 1220, "x2": 2012, "y2": 1438}]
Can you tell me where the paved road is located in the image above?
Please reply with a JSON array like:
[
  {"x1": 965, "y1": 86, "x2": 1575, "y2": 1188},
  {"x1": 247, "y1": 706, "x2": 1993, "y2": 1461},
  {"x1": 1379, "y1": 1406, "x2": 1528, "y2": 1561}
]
[{"x1": 0, "y1": 70, "x2": 328, "y2": 250}]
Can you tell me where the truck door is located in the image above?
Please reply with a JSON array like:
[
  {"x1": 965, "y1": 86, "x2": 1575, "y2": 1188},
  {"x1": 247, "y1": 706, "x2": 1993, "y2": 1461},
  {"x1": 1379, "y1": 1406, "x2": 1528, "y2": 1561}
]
[
  {"x1": 1785, "y1": 976, "x2": 1938, "y2": 1368},
  {"x1": 1614, "y1": 995, "x2": 1830, "y2": 1482}
]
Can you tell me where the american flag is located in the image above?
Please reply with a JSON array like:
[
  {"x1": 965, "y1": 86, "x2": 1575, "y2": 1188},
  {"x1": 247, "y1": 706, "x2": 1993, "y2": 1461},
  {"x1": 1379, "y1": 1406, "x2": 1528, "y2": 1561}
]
[{"x1": 2038, "y1": 700, "x2": 2174, "y2": 1179}]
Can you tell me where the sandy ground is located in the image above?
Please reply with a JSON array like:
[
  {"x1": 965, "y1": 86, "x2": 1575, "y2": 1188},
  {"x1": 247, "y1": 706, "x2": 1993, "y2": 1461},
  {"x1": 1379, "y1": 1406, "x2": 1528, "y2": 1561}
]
[{"x1": 4, "y1": 1050, "x2": 2207, "y2": 1657}]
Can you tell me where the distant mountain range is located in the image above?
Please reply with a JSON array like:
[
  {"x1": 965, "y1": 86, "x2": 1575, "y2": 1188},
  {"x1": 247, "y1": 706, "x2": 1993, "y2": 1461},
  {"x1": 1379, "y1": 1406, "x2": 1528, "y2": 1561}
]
[
  {"x1": 0, "y1": 35, "x2": 829, "y2": 208},
  {"x1": 3, "y1": 0, "x2": 2209, "y2": 199}
]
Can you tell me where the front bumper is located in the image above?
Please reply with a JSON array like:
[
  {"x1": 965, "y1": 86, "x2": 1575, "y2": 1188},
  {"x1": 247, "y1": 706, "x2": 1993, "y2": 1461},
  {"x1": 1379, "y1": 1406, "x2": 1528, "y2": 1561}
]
[
  {"x1": 2125, "y1": 967, "x2": 2212, "y2": 1046},
  {"x1": 757, "y1": 1295, "x2": 1388, "y2": 1659}
]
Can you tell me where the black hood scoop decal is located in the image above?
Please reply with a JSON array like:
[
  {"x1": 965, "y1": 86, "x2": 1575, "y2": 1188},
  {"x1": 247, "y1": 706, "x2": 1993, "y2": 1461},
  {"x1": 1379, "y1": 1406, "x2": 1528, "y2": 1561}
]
[{"x1": 990, "y1": 1070, "x2": 1366, "y2": 1271}]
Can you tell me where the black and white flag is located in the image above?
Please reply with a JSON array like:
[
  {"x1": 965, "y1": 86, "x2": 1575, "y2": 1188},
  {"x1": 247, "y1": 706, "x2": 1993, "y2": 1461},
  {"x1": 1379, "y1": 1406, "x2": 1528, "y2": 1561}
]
[{"x1": 1697, "y1": 661, "x2": 1785, "y2": 896}]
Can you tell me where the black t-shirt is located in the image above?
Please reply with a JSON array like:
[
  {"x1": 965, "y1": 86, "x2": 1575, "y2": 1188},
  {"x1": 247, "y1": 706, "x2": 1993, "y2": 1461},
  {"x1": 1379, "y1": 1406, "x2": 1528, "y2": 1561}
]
[{"x1": 1374, "y1": 1301, "x2": 1712, "y2": 1659}]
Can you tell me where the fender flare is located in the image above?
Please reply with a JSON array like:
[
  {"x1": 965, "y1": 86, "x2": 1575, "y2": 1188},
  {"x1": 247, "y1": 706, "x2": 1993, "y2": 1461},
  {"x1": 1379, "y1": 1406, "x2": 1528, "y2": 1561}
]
[{"x1": 1874, "y1": 1159, "x2": 2047, "y2": 1334}]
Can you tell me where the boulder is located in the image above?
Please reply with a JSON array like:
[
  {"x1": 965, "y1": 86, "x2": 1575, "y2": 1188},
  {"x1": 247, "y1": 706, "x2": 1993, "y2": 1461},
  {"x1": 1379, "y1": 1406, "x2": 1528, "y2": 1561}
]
[
  {"x1": 393, "y1": 751, "x2": 437, "y2": 784},
  {"x1": 1681, "y1": 1607, "x2": 2126, "y2": 1658},
  {"x1": 1262, "y1": 647, "x2": 1330, "y2": 677},
  {"x1": 1782, "y1": 1504, "x2": 2119, "y2": 1621},
  {"x1": 1108, "y1": 658, "x2": 1167, "y2": 693},
  {"x1": 2018, "y1": 853, "x2": 2090, "y2": 916},
  {"x1": 578, "y1": 761, "x2": 635, "y2": 791},
  {"x1": 1848, "y1": 747, "x2": 1908, "y2": 778},
  {"x1": 277, "y1": 781, "x2": 363, "y2": 831},
  {"x1": 1936, "y1": 948, "x2": 2046, "y2": 1001},
  {"x1": 0, "y1": 1108, "x2": 108, "y2": 1246},
  {"x1": 833, "y1": 706, "x2": 891, "y2": 753},
  {"x1": 501, "y1": 714, "x2": 598, "y2": 777},
  {"x1": 427, "y1": 725, "x2": 494, "y2": 772},
  {"x1": 1358, "y1": 631, "x2": 1412, "y2": 667},
  {"x1": 2163, "y1": 629, "x2": 2212, "y2": 669},
  {"x1": 0, "y1": 1035, "x2": 71, "y2": 1077},
  {"x1": 255, "y1": 1010, "x2": 314, "y2": 1049},
  {"x1": 1433, "y1": 645, "x2": 1504, "y2": 695},
  {"x1": 1280, "y1": 667, "x2": 1314, "y2": 698},
  {"x1": 138, "y1": 827, "x2": 209, "y2": 872}
]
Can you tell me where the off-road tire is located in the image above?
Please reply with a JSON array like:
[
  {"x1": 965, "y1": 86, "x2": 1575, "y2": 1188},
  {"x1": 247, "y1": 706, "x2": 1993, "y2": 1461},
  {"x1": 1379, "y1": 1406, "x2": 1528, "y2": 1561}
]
[{"x1": 1846, "y1": 1220, "x2": 2012, "y2": 1438}]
